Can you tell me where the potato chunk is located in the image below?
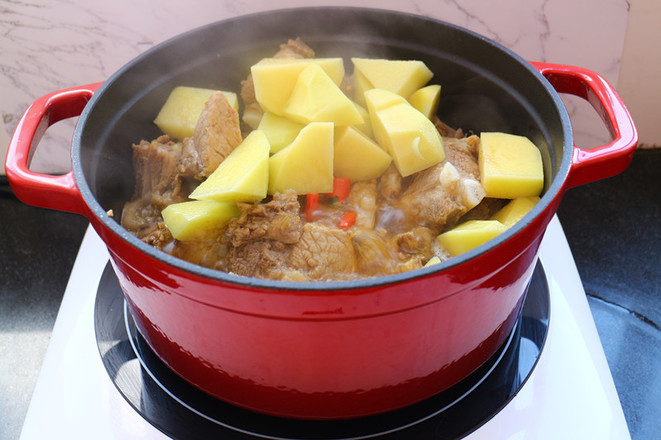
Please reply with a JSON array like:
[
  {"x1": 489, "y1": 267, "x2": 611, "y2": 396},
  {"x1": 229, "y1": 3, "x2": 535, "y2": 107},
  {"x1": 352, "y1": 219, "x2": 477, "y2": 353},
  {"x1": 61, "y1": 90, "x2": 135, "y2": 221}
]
[
  {"x1": 257, "y1": 112, "x2": 305, "y2": 154},
  {"x1": 251, "y1": 57, "x2": 344, "y2": 115},
  {"x1": 352, "y1": 70, "x2": 373, "y2": 106},
  {"x1": 242, "y1": 102, "x2": 264, "y2": 130},
  {"x1": 365, "y1": 88, "x2": 445, "y2": 177},
  {"x1": 491, "y1": 196, "x2": 540, "y2": 227},
  {"x1": 189, "y1": 130, "x2": 270, "y2": 203},
  {"x1": 424, "y1": 256, "x2": 441, "y2": 267},
  {"x1": 333, "y1": 126, "x2": 392, "y2": 181},
  {"x1": 162, "y1": 200, "x2": 240, "y2": 241},
  {"x1": 352, "y1": 102, "x2": 373, "y2": 139},
  {"x1": 153, "y1": 86, "x2": 238, "y2": 140},
  {"x1": 283, "y1": 64, "x2": 364, "y2": 126},
  {"x1": 478, "y1": 132, "x2": 544, "y2": 199},
  {"x1": 268, "y1": 122, "x2": 334, "y2": 194},
  {"x1": 436, "y1": 220, "x2": 507, "y2": 256},
  {"x1": 352, "y1": 58, "x2": 433, "y2": 102},
  {"x1": 407, "y1": 84, "x2": 441, "y2": 119},
  {"x1": 364, "y1": 87, "x2": 409, "y2": 111}
]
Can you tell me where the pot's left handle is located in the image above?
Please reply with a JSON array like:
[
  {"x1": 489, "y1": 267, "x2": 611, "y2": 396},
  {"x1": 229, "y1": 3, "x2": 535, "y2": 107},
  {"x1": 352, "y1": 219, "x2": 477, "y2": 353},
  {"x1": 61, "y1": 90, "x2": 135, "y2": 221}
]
[
  {"x1": 531, "y1": 62, "x2": 638, "y2": 189},
  {"x1": 4, "y1": 82, "x2": 102, "y2": 216}
]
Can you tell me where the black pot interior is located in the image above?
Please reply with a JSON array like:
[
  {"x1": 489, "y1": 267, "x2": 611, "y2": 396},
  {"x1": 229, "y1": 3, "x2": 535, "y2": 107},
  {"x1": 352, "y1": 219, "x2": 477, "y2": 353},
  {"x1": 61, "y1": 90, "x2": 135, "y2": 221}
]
[{"x1": 74, "y1": 7, "x2": 571, "y2": 285}]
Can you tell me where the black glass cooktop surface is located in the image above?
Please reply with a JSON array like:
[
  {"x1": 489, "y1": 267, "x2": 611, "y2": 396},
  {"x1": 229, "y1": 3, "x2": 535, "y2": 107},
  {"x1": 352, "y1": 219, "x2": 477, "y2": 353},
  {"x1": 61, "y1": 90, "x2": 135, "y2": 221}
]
[{"x1": 94, "y1": 262, "x2": 550, "y2": 440}]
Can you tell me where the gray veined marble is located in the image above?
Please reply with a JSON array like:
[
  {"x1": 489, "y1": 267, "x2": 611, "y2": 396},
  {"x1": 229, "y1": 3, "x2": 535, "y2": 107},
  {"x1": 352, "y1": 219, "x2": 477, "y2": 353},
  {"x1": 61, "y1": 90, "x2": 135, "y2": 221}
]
[{"x1": 1, "y1": 0, "x2": 631, "y2": 174}]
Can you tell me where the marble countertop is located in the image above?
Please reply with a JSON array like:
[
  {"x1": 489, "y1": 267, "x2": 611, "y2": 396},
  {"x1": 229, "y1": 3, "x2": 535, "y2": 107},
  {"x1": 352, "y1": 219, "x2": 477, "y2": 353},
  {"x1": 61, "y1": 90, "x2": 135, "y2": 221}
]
[{"x1": 1, "y1": 0, "x2": 635, "y2": 174}]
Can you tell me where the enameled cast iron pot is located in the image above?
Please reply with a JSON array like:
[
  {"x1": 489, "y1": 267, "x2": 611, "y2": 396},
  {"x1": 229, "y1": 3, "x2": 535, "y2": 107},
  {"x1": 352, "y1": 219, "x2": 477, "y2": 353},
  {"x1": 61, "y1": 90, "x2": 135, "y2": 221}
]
[{"x1": 6, "y1": 8, "x2": 637, "y2": 419}]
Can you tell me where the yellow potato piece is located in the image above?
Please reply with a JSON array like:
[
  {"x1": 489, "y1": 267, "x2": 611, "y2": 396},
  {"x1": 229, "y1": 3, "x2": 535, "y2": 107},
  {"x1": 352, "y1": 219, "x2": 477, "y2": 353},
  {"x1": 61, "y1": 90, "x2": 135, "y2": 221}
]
[
  {"x1": 365, "y1": 88, "x2": 445, "y2": 177},
  {"x1": 437, "y1": 220, "x2": 508, "y2": 256},
  {"x1": 352, "y1": 58, "x2": 433, "y2": 101},
  {"x1": 268, "y1": 122, "x2": 334, "y2": 195},
  {"x1": 352, "y1": 70, "x2": 373, "y2": 106},
  {"x1": 189, "y1": 130, "x2": 270, "y2": 203},
  {"x1": 242, "y1": 102, "x2": 264, "y2": 130},
  {"x1": 491, "y1": 196, "x2": 540, "y2": 228},
  {"x1": 251, "y1": 57, "x2": 345, "y2": 115},
  {"x1": 283, "y1": 64, "x2": 364, "y2": 126},
  {"x1": 352, "y1": 102, "x2": 373, "y2": 139},
  {"x1": 162, "y1": 200, "x2": 240, "y2": 241},
  {"x1": 408, "y1": 84, "x2": 441, "y2": 119},
  {"x1": 479, "y1": 132, "x2": 544, "y2": 199},
  {"x1": 334, "y1": 126, "x2": 392, "y2": 181},
  {"x1": 424, "y1": 256, "x2": 441, "y2": 267},
  {"x1": 257, "y1": 112, "x2": 305, "y2": 154},
  {"x1": 153, "y1": 86, "x2": 238, "y2": 140},
  {"x1": 364, "y1": 87, "x2": 409, "y2": 112}
]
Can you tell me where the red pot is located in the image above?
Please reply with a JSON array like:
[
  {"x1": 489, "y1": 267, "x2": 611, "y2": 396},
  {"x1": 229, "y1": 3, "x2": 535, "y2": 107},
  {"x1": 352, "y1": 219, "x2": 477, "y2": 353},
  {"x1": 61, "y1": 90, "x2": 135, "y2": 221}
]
[{"x1": 5, "y1": 8, "x2": 636, "y2": 419}]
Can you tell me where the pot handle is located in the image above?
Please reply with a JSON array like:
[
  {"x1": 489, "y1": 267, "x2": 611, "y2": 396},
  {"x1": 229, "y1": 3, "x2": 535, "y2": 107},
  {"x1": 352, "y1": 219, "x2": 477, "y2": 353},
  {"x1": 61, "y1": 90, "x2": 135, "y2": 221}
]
[
  {"x1": 4, "y1": 82, "x2": 102, "y2": 216},
  {"x1": 530, "y1": 62, "x2": 637, "y2": 189}
]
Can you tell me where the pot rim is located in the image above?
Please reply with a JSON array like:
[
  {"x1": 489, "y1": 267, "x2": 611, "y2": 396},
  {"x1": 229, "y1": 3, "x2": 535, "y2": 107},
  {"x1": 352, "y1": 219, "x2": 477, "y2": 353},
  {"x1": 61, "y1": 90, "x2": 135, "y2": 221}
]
[{"x1": 71, "y1": 6, "x2": 573, "y2": 292}]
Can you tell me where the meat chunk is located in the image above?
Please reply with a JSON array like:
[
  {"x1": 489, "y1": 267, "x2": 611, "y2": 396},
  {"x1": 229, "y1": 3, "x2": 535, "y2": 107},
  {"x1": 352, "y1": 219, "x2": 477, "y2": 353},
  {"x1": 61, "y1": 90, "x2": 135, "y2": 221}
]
[
  {"x1": 352, "y1": 229, "x2": 399, "y2": 276},
  {"x1": 179, "y1": 91, "x2": 242, "y2": 180},
  {"x1": 394, "y1": 161, "x2": 485, "y2": 233},
  {"x1": 351, "y1": 229, "x2": 427, "y2": 277},
  {"x1": 121, "y1": 135, "x2": 187, "y2": 235},
  {"x1": 289, "y1": 223, "x2": 357, "y2": 280},
  {"x1": 224, "y1": 190, "x2": 303, "y2": 248},
  {"x1": 443, "y1": 135, "x2": 480, "y2": 180},
  {"x1": 221, "y1": 190, "x2": 358, "y2": 281},
  {"x1": 220, "y1": 190, "x2": 304, "y2": 278},
  {"x1": 225, "y1": 219, "x2": 358, "y2": 282},
  {"x1": 433, "y1": 116, "x2": 464, "y2": 138},
  {"x1": 273, "y1": 37, "x2": 316, "y2": 59},
  {"x1": 225, "y1": 240, "x2": 291, "y2": 279},
  {"x1": 378, "y1": 163, "x2": 402, "y2": 200},
  {"x1": 390, "y1": 135, "x2": 486, "y2": 233},
  {"x1": 128, "y1": 135, "x2": 184, "y2": 205},
  {"x1": 121, "y1": 199, "x2": 165, "y2": 236},
  {"x1": 346, "y1": 180, "x2": 378, "y2": 229},
  {"x1": 395, "y1": 227, "x2": 434, "y2": 257},
  {"x1": 240, "y1": 79, "x2": 257, "y2": 109},
  {"x1": 460, "y1": 197, "x2": 508, "y2": 223},
  {"x1": 139, "y1": 222, "x2": 173, "y2": 250}
]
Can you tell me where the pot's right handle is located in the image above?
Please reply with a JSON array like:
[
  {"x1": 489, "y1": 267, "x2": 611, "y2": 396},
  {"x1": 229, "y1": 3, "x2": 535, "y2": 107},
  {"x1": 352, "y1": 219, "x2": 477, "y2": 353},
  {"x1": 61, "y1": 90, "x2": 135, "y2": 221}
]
[{"x1": 531, "y1": 62, "x2": 638, "y2": 189}]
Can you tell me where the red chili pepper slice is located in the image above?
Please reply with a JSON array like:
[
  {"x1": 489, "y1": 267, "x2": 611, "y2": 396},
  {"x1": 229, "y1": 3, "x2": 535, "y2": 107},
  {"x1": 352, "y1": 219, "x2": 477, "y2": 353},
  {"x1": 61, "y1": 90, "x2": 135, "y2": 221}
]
[
  {"x1": 305, "y1": 193, "x2": 319, "y2": 222},
  {"x1": 338, "y1": 211, "x2": 356, "y2": 229},
  {"x1": 329, "y1": 178, "x2": 351, "y2": 202}
]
